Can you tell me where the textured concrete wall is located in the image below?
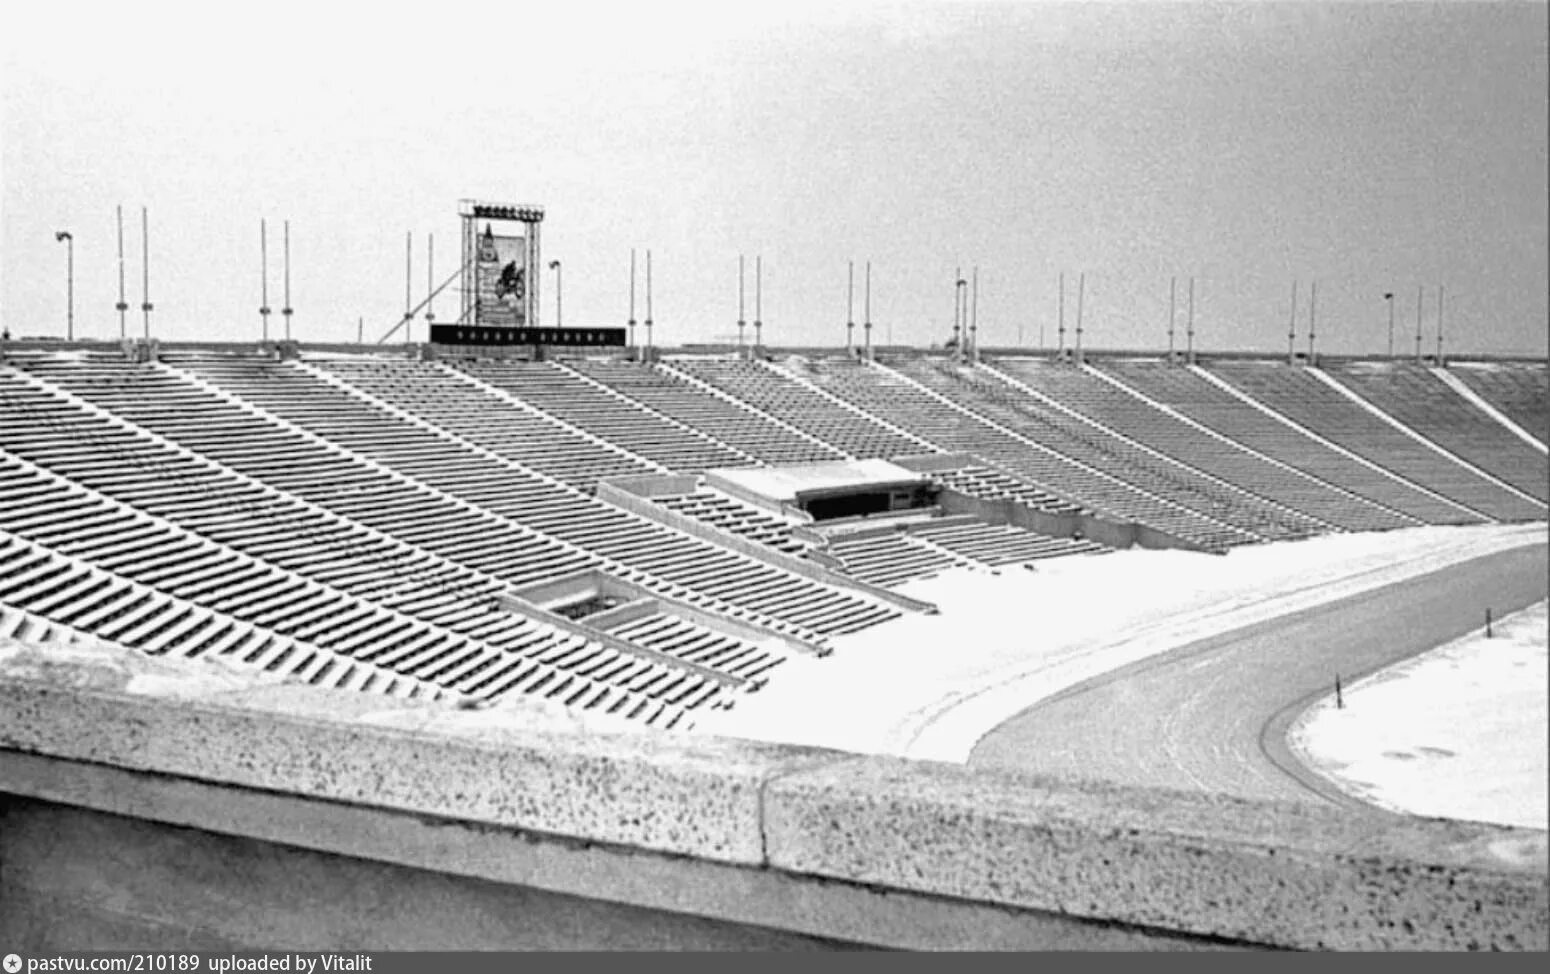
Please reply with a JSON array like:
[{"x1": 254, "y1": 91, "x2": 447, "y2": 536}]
[
  {"x1": 1, "y1": 637, "x2": 1544, "y2": 951},
  {"x1": 0, "y1": 797, "x2": 854, "y2": 952}
]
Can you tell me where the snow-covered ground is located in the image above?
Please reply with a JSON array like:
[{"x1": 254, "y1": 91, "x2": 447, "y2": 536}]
[
  {"x1": 1290, "y1": 601, "x2": 1548, "y2": 831},
  {"x1": 701, "y1": 522, "x2": 1549, "y2": 769}
]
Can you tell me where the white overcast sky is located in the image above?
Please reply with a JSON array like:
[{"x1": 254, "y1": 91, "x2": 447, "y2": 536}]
[{"x1": 3, "y1": 0, "x2": 1546, "y2": 355}]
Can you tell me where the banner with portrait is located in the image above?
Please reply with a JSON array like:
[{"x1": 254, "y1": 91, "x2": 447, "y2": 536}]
[{"x1": 474, "y1": 224, "x2": 527, "y2": 326}]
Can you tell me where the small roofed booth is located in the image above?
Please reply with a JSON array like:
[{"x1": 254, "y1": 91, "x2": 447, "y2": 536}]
[{"x1": 705, "y1": 459, "x2": 938, "y2": 522}]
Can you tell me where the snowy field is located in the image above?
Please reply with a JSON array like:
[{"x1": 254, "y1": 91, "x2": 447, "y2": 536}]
[
  {"x1": 1290, "y1": 601, "x2": 1548, "y2": 831},
  {"x1": 700, "y1": 522, "x2": 1549, "y2": 769}
]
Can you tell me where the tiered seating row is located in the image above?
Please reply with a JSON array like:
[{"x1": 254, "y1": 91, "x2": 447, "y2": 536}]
[
  {"x1": 820, "y1": 532, "x2": 964, "y2": 588},
  {"x1": 161, "y1": 353, "x2": 898, "y2": 638},
  {"x1": 571, "y1": 359, "x2": 843, "y2": 467},
  {"x1": 804, "y1": 357, "x2": 1257, "y2": 550},
  {"x1": 1100, "y1": 360, "x2": 1470, "y2": 526},
  {"x1": 1000, "y1": 359, "x2": 1413, "y2": 533},
  {"x1": 602, "y1": 613, "x2": 786, "y2": 683},
  {"x1": 0, "y1": 360, "x2": 787, "y2": 703},
  {"x1": 907, "y1": 358, "x2": 1322, "y2": 543},
  {"x1": 1450, "y1": 363, "x2": 1548, "y2": 445},
  {"x1": 655, "y1": 491, "x2": 807, "y2": 554},
  {"x1": 0, "y1": 529, "x2": 439, "y2": 700},
  {"x1": 461, "y1": 361, "x2": 753, "y2": 474},
  {"x1": 907, "y1": 518, "x2": 1107, "y2": 565},
  {"x1": 314, "y1": 358, "x2": 663, "y2": 492},
  {"x1": 1326, "y1": 363, "x2": 1548, "y2": 504},
  {"x1": 671, "y1": 358, "x2": 930, "y2": 461},
  {"x1": 0, "y1": 437, "x2": 724, "y2": 726},
  {"x1": 1209, "y1": 362, "x2": 1543, "y2": 522}
]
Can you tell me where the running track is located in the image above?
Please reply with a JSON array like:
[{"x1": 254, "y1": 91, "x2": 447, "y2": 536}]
[{"x1": 968, "y1": 542, "x2": 1548, "y2": 815}]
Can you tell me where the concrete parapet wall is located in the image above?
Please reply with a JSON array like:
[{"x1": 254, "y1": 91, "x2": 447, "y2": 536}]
[{"x1": 0, "y1": 639, "x2": 1544, "y2": 951}]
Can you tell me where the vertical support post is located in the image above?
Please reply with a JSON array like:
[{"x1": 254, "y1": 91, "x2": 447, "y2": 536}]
[
  {"x1": 863, "y1": 261, "x2": 872, "y2": 359},
  {"x1": 140, "y1": 207, "x2": 152, "y2": 340},
  {"x1": 737, "y1": 254, "x2": 746, "y2": 353},
  {"x1": 1435, "y1": 284, "x2": 1445, "y2": 365},
  {"x1": 644, "y1": 249, "x2": 653, "y2": 352},
  {"x1": 1335, "y1": 674, "x2": 1343, "y2": 710},
  {"x1": 1186, "y1": 277, "x2": 1196, "y2": 364},
  {"x1": 1287, "y1": 280, "x2": 1298, "y2": 364},
  {"x1": 116, "y1": 205, "x2": 129, "y2": 339},
  {"x1": 260, "y1": 219, "x2": 271, "y2": 340},
  {"x1": 846, "y1": 260, "x2": 855, "y2": 351},
  {"x1": 1486, "y1": 607, "x2": 1493, "y2": 638},
  {"x1": 969, "y1": 266, "x2": 978, "y2": 362},
  {"x1": 55, "y1": 232, "x2": 74, "y2": 341},
  {"x1": 403, "y1": 231, "x2": 413, "y2": 344},
  {"x1": 952, "y1": 266, "x2": 962, "y2": 358},
  {"x1": 425, "y1": 232, "x2": 435, "y2": 331},
  {"x1": 1073, "y1": 272, "x2": 1085, "y2": 364},
  {"x1": 358, "y1": 317, "x2": 364, "y2": 345},
  {"x1": 754, "y1": 255, "x2": 763, "y2": 349},
  {"x1": 1307, "y1": 279, "x2": 1317, "y2": 365},
  {"x1": 1414, "y1": 285, "x2": 1424, "y2": 363},
  {"x1": 628, "y1": 248, "x2": 637, "y2": 350},
  {"x1": 1168, "y1": 276, "x2": 1177, "y2": 362},
  {"x1": 1385, "y1": 293, "x2": 1395, "y2": 359},
  {"x1": 1056, "y1": 272, "x2": 1065, "y2": 355},
  {"x1": 282, "y1": 220, "x2": 294, "y2": 341}
]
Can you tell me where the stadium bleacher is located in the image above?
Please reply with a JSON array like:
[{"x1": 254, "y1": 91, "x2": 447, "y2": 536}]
[{"x1": 3, "y1": 344, "x2": 1545, "y2": 729}]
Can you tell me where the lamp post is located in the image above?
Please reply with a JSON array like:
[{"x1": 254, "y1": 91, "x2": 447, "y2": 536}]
[
  {"x1": 54, "y1": 231, "x2": 73, "y2": 340},
  {"x1": 549, "y1": 259, "x2": 562, "y2": 327},
  {"x1": 1384, "y1": 292, "x2": 1395, "y2": 358}
]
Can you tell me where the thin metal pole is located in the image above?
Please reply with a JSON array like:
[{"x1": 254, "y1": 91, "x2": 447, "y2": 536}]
[
  {"x1": 1186, "y1": 277, "x2": 1195, "y2": 363},
  {"x1": 404, "y1": 232, "x2": 413, "y2": 344},
  {"x1": 1385, "y1": 293, "x2": 1395, "y2": 358},
  {"x1": 1287, "y1": 280, "x2": 1297, "y2": 364},
  {"x1": 1168, "y1": 276, "x2": 1176, "y2": 360},
  {"x1": 953, "y1": 266, "x2": 962, "y2": 354},
  {"x1": 56, "y1": 232, "x2": 74, "y2": 341},
  {"x1": 846, "y1": 260, "x2": 855, "y2": 350},
  {"x1": 737, "y1": 254, "x2": 746, "y2": 350},
  {"x1": 260, "y1": 219, "x2": 270, "y2": 340},
  {"x1": 628, "y1": 248, "x2": 637, "y2": 348},
  {"x1": 970, "y1": 266, "x2": 978, "y2": 361},
  {"x1": 754, "y1": 255, "x2": 763, "y2": 348},
  {"x1": 645, "y1": 249, "x2": 653, "y2": 350},
  {"x1": 425, "y1": 233, "x2": 435, "y2": 328},
  {"x1": 1074, "y1": 272, "x2": 1085, "y2": 360},
  {"x1": 863, "y1": 261, "x2": 872, "y2": 357},
  {"x1": 1435, "y1": 285, "x2": 1445, "y2": 364},
  {"x1": 358, "y1": 316, "x2": 364, "y2": 345},
  {"x1": 1057, "y1": 272, "x2": 1065, "y2": 354},
  {"x1": 283, "y1": 220, "x2": 293, "y2": 340},
  {"x1": 1415, "y1": 285, "x2": 1424, "y2": 363},
  {"x1": 1307, "y1": 280, "x2": 1317, "y2": 363},
  {"x1": 116, "y1": 206, "x2": 128, "y2": 339},
  {"x1": 140, "y1": 207, "x2": 151, "y2": 340}
]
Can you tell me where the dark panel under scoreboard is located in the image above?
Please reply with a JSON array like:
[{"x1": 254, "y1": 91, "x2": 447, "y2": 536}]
[{"x1": 430, "y1": 325, "x2": 626, "y2": 347}]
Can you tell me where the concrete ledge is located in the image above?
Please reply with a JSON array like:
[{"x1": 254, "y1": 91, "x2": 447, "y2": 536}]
[
  {"x1": 765, "y1": 757, "x2": 1548, "y2": 951},
  {"x1": 0, "y1": 639, "x2": 1545, "y2": 951}
]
